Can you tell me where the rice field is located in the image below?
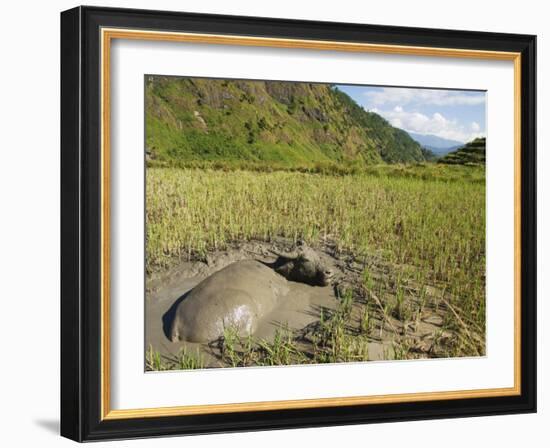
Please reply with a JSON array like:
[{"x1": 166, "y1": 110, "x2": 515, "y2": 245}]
[{"x1": 146, "y1": 164, "x2": 486, "y2": 358}]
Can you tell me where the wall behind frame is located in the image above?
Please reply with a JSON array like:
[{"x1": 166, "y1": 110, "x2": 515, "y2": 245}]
[{"x1": 0, "y1": 0, "x2": 545, "y2": 447}]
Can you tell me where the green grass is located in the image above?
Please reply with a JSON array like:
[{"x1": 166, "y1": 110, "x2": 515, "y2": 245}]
[
  {"x1": 219, "y1": 325, "x2": 310, "y2": 367},
  {"x1": 146, "y1": 345, "x2": 205, "y2": 371},
  {"x1": 147, "y1": 158, "x2": 485, "y2": 181}
]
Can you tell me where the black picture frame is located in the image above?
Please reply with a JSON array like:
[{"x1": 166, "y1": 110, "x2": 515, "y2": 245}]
[{"x1": 61, "y1": 5, "x2": 536, "y2": 442}]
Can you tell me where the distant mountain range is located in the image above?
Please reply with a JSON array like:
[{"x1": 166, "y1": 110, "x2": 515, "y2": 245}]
[{"x1": 407, "y1": 132, "x2": 464, "y2": 156}]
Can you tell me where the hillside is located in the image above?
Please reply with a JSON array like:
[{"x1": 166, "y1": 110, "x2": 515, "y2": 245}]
[
  {"x1": 438, "y1": 138, "x2": 486, "y2": 166},
  {"x1": 145, "y1": 77, "x2": 426, "y2": 167}
]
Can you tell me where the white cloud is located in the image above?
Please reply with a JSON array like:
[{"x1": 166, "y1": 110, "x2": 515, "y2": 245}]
[
  {"x1": 364, "y1": 88, "x2": 485, "y2": 107},
  {"x1": 374, "y1": 106, "x2": 484, "y2": 142}
]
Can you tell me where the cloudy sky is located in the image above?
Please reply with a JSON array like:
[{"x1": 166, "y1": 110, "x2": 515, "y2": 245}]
[{"x1": 336, "y1": 84, "x2": 486, "y2": 143}]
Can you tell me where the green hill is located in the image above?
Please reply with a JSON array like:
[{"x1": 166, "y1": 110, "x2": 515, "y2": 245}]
[
  {"x1": 145, "y1": 77, "x2": 426, "y2": 168},
  {"x1": 438, "y1": 138, "x2": 486, "y2": 166}
]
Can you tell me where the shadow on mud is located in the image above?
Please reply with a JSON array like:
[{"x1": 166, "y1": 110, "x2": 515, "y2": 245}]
[{"x1": 161, "y1": 291, "x2": 190, "y2": 340}]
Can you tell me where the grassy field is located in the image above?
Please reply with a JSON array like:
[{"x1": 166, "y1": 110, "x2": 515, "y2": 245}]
[{"x1": 146, "y1": 164, "x2": 486, "y2": 364}]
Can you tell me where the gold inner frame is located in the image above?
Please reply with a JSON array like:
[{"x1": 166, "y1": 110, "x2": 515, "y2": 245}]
[{"x1": 100, "y1": 27, "x2": 522, "y2": 420}]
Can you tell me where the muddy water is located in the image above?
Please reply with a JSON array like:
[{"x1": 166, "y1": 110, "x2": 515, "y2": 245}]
[{"x1": 145, "y1": 240, "x2": 455, "y2": 368}]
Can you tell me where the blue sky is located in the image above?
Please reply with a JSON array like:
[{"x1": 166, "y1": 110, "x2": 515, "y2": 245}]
[{"x1": 336, "y1": 85, "x2": 486, "y2": 143}]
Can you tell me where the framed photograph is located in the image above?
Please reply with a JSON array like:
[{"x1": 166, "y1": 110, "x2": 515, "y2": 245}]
[{"x1": 60, "y1": 6, "x2": 536, "y2": 441}]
